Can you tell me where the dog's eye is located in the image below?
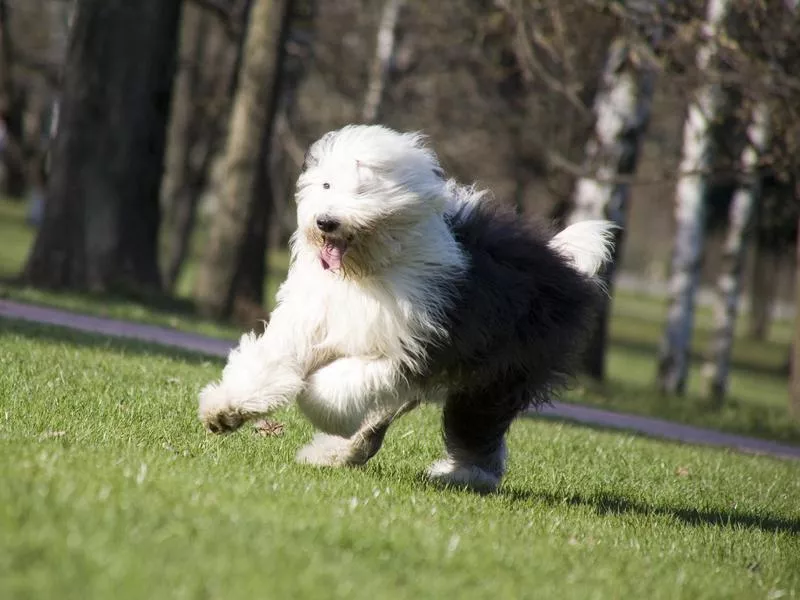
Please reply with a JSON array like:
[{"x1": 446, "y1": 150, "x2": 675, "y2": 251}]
[{"x1": 322, "y1": 182, "x2": 330, "y2": 189}]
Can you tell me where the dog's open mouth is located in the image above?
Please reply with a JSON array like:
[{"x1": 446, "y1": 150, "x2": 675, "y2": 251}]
[{"x1": 320, "y1": 237, "x2": 348, "y2": 271}]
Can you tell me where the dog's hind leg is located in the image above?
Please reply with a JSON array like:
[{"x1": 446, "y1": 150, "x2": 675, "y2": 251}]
[
  {"x1": 296, "y1": 399, "x2": 419, "y2": 467},
  {"x1": 426, "y1": 384, "x2": 526, "y2": 493}
]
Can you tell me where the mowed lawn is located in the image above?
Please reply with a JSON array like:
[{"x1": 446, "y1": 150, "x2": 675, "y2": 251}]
[{"x1": 1, "y1": 319, "x2": 799, "y2": 599}]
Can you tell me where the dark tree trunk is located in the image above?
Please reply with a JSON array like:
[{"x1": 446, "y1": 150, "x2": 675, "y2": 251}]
[
  {"x1": 161, "y1": 0, "x2": 255, "y2": 292},
  {"x1": 581, "y1": 228, "x2": 624, "y2": 379},
  {"x1": 194, "y1": 0, "x2": 290, "y2": 318},
  {"x1": 790, "y1": 209, "x2": 800, "y2": 420},
  {"x1": 230, "y1": 171, "x2": 272, "y2": 323},
  {"x1": 269, "y1": 0, "x2": 318, "y2": 248},
  {"x1": 23, "y1": 0, "x2": 182, "y2": 293},
  {"x1": 160, "y1": 4, "x2": 212, "y2": 291},
  {"x1": 0, "y1": 0, "x2": 26, "y2": 198},
  {"x1": 748, "y1": 237, "x2": 779, "y2": 341}
]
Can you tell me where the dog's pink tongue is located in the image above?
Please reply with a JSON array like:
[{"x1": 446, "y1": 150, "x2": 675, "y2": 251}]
[{"x1": 320, "y1": 242, "x2": 344, "y2": 271}]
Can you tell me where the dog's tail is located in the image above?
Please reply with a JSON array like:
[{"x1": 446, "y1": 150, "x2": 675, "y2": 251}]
[{"x1": 548, "y1": 220, "x2": 618, "y2": 277}]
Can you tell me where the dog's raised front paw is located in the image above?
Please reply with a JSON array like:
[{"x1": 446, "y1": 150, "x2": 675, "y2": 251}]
[
  {"x1": 198, "y1": 382, "x2": 246, "y2": 434},
  {"x1": 426, "y1": 459, "x2": 500, "y2": 493},
  {"x1": 203, "y1": 410, "x2": 246, "y2": 434}
]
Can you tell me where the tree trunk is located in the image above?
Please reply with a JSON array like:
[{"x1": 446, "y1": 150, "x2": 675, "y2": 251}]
[
  {"x1": 194, "y1": 0, "x2": 290, "y2": 318},
  {"x1": 270, "y1": 0, "x2": 317, "y2": 248},
  {"x1": 657, "y1": 0, "x2": 731, "y2": 395},
  {"x1": 162, "y1": 0, "x2": 253, "y2": 292},
  {"x1": 160, "y1": 4, "x2": 212, "y2": 291},
  {"x1": 23, "y1": 0, "x2": 182, "y2": 293},
  {"x1": 567, "y1": 4, "x2": 662, "y2": 381},
  {"x1": 790, "y1": 208, "x2": 800, "y2": 420},
  {"x1": 361, "y1": 0, "x2": 405, "y2": 124},
  {"x1": 748, "y1": 238, "x2": 778, "y2": 340},
  {"x1": 0, "y1": 0, "x2": 26, "y2": 198},
  {"x1": 704, "y1": 103, "x2": 770, "y2": 403}
]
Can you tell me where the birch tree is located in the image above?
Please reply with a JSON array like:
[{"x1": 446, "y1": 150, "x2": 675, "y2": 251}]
[
  {"x1": 656, "y1": 0, "x2": 731, "y2": 395},
  {"x1": 703, "y1": 105, "x2": 771, "y2": 402},
  {"x1": 361, "y1": 0, "x2": 405, "y2": 124},
  {"x1": 566, "y1": 0, "x2": 662, "y2": 380},
  {"x1": 194, "y1": 0, "x2": 289, "y2": 318}
]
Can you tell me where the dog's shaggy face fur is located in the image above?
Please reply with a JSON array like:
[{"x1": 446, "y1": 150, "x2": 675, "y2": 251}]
[
  {"x1": 294, "y1": 127, "x2": 450, "y2": 277},
  {"x1": 198, "y1": 124, "x2": 615, "y2": 492}
]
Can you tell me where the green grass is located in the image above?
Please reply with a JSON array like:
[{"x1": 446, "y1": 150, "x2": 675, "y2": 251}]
[
  {"x1": 1, "y1": 319, "x2": 799, "y2": 599},
  {"x1": 1, "y1": 196, "x2": 798, "y2": 443},
  {"x1": 0, "y1": 197, "x2": 34, "y2": 277}
]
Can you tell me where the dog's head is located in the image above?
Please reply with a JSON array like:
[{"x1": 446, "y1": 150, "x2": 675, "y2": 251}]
[{"x1": 294, "y1": 125, "x2": 447, "y2": 276}]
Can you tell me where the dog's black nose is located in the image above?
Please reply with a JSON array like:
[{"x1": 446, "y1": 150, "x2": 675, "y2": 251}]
[{"x1": 316, "y1": 216, "x2": 340, "y2": 233}]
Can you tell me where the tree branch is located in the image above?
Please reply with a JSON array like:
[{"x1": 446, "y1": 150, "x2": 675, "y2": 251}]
[{"x1": 543, "y1": 145, "x2": 781, "y2": 188}]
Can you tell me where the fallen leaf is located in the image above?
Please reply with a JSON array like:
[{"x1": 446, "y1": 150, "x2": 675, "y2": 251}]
[
  {"x1": 253, "y1": 419, "x2": 285, "y2": 437},
  {"x1": 675, "y1": 466, "x2": 691, "y2": 477}
]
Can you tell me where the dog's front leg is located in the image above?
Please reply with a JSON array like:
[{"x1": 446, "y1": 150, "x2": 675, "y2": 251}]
[{"x1": 198, "y1": 302, "x2": 312, "y2": 434}]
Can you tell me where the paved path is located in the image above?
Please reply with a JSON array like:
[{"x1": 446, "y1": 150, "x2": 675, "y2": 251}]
[{"x1": 2, "y1": 298, "x2": 799, "y2": 461}]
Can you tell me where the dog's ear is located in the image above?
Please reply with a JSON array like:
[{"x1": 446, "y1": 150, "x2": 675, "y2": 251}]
[{"x1": 355, "y1": 160, "x2": 381, "y2": 184}]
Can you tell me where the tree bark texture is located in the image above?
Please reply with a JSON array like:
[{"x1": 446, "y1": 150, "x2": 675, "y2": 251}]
[
  {"x1": 704, "y1": 102, "x2": 770, "y2": 402},
  {"x1": 194, "y1": 0, "x2": 290, "y2": 318},
  {"x1": 361, "y1": 0, "x2": 405, "y2": 124},
  {"x1": 790, "y1": 208, "x2": 800, "y2": 420},
  {"x1": 0, "y1": 0, "x2": 27, "y2": 198},
  {"x1": 747, "y1": 236, "x2": 779, "y2": 341},
  {"x1": 160, "y1": 3, "x2": 214, "y2": 291},
  {"x1": 567, "y1": 2, "x2": 662, "y2": 380},
  {"x1": 657, "y1": 0, "x2": 731, "y2": 395},
  {"x1": 24, "y1": 0, "x2": 182, "y2": 292}
]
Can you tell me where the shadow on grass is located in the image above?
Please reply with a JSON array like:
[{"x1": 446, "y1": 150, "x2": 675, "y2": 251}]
[
  {"x1": 502, "y1": 487, "x2": 800, "y2": 535},
  {"x1": 0, "y1": 318, "x2": 223, "y2": 365}
]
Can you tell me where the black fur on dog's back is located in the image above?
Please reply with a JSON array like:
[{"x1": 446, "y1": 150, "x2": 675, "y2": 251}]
[{"x1": 421, "y1": 199, "x2": 602, "y2": 461}]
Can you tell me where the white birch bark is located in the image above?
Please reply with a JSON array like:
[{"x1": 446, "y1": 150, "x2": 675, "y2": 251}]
[
  {"x1": 567, "y1": 0, "x2": 663, "y2": 379},
  {"x1": 361, "y1": 0, "x2": 404, "y2": 124},
  {"x1": 703, "y1": 103, "x2": 770, "y2": 401},
  {"x1": 657, "y1": 0, "x2": 731, "y2": 395}
]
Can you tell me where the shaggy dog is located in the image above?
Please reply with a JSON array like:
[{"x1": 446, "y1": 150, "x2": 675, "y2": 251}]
[{"x1": 198, "y1": 124, "x2": 615, "y2": 492}]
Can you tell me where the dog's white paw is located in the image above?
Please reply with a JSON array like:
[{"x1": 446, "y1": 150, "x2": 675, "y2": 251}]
[
  {"x1": 198, "y1": 382, "x2": 246, "y2": 434},
  {"x1": 295, "y1": 433, "x2": 354, "y2": 467},
  {"x1": 426, "y1": 459, "x2": 500, "y2": 493}
]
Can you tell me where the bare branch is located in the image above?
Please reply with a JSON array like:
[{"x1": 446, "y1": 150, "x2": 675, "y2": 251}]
[{"x1": 543, "y1": 144, "x2": 779, "y2": 188}]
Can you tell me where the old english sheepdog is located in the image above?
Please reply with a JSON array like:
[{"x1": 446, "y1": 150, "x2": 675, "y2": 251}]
[{"x1": 198, "y1": 124, "x2": 615, "y2": 492}]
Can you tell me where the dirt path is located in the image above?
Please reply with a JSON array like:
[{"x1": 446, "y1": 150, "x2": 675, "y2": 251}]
[{"x1": 2, "y1": 298, "x2": 799, "y2": 461}]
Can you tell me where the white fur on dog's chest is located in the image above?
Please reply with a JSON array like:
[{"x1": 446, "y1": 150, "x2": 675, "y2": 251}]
[
  {"x1": 285, "y1": 263, "x2": 425, "y2": 363},
  {"x1": 283, "y1": 263, "x2": 437, "y2": 436}
]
